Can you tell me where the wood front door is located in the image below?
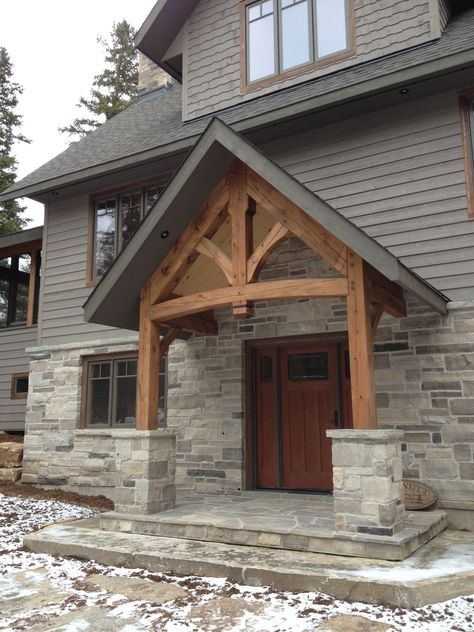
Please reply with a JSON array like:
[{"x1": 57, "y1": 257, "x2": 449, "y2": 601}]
[{"x1": 254, "y1": 340, "x2": 351, "y2": 492}]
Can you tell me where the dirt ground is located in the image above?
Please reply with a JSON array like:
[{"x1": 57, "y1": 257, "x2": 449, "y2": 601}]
[
  {"x1": 0, "y1": 481, "x2": 113, "y2": 512},
  {"x1": 0, "y1": 433, "x2": 24, "y2": 444}
]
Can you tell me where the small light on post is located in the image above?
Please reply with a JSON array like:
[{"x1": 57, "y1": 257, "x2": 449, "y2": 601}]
[
  {"x1": 161, "y1": 230, "x2": 170, "y2": 239},
  {"x1": 399, "y1": 88, "x2": 410, "y2": 95}
]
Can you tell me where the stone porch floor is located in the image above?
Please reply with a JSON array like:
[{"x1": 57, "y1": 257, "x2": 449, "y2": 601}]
[{"x1": 99, "y1": 492, "x2": 447, "y2": 561}]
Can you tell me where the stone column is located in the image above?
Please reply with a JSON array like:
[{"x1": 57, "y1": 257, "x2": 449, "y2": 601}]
[
  {"x1": 113, "y1": 429, "x2": 176, "y2": 515},
  {"x1": 327, "y1": 429, "x2": 405, "y2": 537}
]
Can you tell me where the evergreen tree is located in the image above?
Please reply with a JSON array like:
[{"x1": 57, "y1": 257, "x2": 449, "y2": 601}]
[
  {"x1": 0, "y1": 47, "x2": 30, "y2": 235},
  {"x1": 59, "y1": 20, "x2": 139, "y2": 139}
]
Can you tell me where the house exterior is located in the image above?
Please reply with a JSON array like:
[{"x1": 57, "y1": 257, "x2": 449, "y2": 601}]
[{"x1": 1, "y1": 0, "x2": 474, "y2": 541}]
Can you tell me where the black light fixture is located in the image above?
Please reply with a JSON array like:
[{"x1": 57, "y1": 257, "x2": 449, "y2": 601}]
[
  {"x1": 51, "y1": 191, "x2": 59, "y2": 196},
  {"x1": 399, "y1": 88, "x2": 410, "y2": 95},
  {"x1": 161, "y1": 230, "x2": 170, "y2": 239}
]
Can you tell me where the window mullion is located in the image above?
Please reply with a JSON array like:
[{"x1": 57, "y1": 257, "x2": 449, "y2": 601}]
[
  {"x1": 274, "y1": 0, "x2": 280, "y2": 75},
  {"x1": 310, "y1": 0, "x2": 316, "y2": 64},
  {"x1": 108, "y1": 360, "x2": 115, "y2": 427},
  {"x1": 115, "y1": 195, "x2": 120, "y2": 257},
  {"x1": 312, "y1": 0, "x2": 318, "y2": 62}
]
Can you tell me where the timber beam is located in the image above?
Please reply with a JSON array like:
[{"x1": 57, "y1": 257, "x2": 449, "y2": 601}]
[
  {"x1": 167, "y1": 313, "x2": 218, "y2": 336},
  {"x1": 195, "y1": 238, "x2": 233, "y2": 285},
  {"x1": 149, "y1": 177, "x2": 230, "y2": 305},
  {"x1": 364, "y1": 263, "x2": 407, "y2": 319},
  {"x1": 150, "y1": 278, "x2": 349, "y2": 322},
  {"x1": 159, "y1": 327, "x2": 182, "y2": 359},
  {"x1": 247, "y1": 168, "x2": 348, "y2": 277},
  {"x1": 229, "y1": 161, "x2": 255, "y2": 317},
  {"x1": 247, "y1": 222, "x2": 290, "y2": 283}
]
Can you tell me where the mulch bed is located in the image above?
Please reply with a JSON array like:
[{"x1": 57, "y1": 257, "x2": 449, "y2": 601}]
[{"x1": 0, "y1": 481, "x2": 113, "y2": 512}]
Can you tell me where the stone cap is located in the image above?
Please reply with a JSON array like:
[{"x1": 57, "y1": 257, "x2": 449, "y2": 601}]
[
  {"x1": 326, "y1": 429, "x2": 404, "y2": 443},
  {"x1": 74, "y1": 429, "x2": 177, "y2": 439}
]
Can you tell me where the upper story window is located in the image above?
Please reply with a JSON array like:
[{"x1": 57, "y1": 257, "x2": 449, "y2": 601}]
[
  {"x1": 0, "y1": 248, "x2": 41, "y2": 328},
  {"x1": 91, "y1": 181, "x2": 167, "y2": 281},
  {"x1": 244, "y1": 0, "x2": 352, "y2": 86},
  {"x1": 460, "y1": 94, "x2": 474, "y2": 219}
]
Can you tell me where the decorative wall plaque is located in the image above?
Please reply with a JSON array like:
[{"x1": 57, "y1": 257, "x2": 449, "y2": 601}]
[{"x1": 402, "y1": 479, "x2": 438, "y2": 510}]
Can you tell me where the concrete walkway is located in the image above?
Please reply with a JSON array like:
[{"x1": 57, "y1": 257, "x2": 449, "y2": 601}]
[{"x1": 26, "y1": 520, "x2": 474, "y2": 609}]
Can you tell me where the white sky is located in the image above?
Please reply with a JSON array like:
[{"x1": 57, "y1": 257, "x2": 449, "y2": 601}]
[{"x1": 1, "y1": 0, "x2": 156, "y2": 228}]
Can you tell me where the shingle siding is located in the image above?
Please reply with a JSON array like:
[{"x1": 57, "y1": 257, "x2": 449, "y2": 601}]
[
  {"x1": 184, "y1": 0, "x2": 435, "y2": 120},
  {"x1": 0, "y1": 326, "x2": 37, "y2": 431},
  {"x1": 263, "y1": 89, "x2": 474, "y2": 301}
]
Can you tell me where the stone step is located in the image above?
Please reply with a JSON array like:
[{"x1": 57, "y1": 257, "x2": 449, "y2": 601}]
[
  {"x1": 24, "y1": 522, "x2": 474, "y2": 609},
  {"x1": 99, "y1": 507, "x2": 448, "y2": 561}
]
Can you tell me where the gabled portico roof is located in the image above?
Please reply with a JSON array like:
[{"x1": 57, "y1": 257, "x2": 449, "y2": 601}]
[{"x1": 84, "y1": 118, "x2": 448, "y2": 332}]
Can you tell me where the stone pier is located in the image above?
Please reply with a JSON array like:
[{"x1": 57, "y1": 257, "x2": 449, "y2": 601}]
[
  {"x1": 328, "y1": 429, "x2": 406, "y2": 537},
  {"x1": 72, "y1": 429, "x2": 177, "y2": 514}
]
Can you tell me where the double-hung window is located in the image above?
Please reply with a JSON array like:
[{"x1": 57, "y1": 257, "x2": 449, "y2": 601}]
[
  {"x1": 245, "y1": 0, "x2": 351, "y2": 85},
  {"x1": 83, "y1": 354, "x2": 167, "y2": 428},
  {"x1": 91, "y1": 182, "x2": 166, "y2": 280}
]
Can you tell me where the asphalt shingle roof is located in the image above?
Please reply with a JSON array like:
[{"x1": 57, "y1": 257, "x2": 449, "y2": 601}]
[{"x1": 4, "y1": 8, "x2": 474, "y2": 200}]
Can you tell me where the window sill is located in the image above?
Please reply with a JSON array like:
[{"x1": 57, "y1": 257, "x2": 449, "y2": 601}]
[{"x1": 74, "y1": 428, "x2": 177, "y2": 438}]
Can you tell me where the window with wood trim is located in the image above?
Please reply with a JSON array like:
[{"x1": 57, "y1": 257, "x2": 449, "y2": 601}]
[
  {"x1": 11, "y1": 373, "x2": 29, "y2": 399},
  {"x1": 91, "y1": 182, "x2": 167, "y2": 280},
  {"x1": 0, "y1": 247, "x2": 41, "y2": 328},
  {"x1": 243, "y1": 0, "x2": 352, "y2": 87},
  {"x1": 82, "y1": 354, "x2": 167, "y2": 428},
  {"x1": 460, "y1": 95, "x2": 474, "y2": 219}
]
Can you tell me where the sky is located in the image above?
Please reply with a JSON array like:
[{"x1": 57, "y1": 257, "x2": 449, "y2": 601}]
[{"x1": 1, "y1": 0, "x2": 156, "y2": 228}]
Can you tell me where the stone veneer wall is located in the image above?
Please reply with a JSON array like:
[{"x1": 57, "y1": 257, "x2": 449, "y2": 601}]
[
  {"x1": 22, "y1": 237, "x2": 474, "y2": 515},
  {"x1": 23, "y1": 336, "x2": 139, "y2": 500},
  {"x1": 138, "y1": 52, "x2": 171, "y2": 95},
  {"x1": 166, "y1": 238, "x2": 474, "y2": 513}
]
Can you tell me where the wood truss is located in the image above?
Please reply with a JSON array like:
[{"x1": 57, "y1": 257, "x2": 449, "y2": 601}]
[{"x1": 137, "y1": 160, "x2": 406, "y2": 430}]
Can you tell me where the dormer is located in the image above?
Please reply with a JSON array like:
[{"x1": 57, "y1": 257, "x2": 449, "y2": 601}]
[{"x1": 136, "y1": 0, "x2": 455, "y2": 121}]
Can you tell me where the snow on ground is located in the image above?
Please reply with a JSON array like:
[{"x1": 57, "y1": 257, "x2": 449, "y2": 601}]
[{"x1": 0, "y1": 491, "x2": 473, "y2": 631}]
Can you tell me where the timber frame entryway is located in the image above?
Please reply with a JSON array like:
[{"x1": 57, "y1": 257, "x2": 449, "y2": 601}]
[
  {"x1": 135, "y1": 158, "x2": 407, "y2": 433},
  {"x1": 246, "y1": 334, "x2": 353, "y2": 493}
]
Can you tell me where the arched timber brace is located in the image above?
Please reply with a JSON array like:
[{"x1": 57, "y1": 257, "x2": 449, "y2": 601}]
[{"x1": 137, "y1": 159, "x2": 407, "y2": 431}]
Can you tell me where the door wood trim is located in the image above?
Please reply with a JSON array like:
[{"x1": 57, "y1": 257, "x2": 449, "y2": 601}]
[{"x1": 245, "y1": 333, "x2": 352, "y2": 492}]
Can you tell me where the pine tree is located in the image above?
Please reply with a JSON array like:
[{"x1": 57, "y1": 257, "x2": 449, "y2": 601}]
[
  {"x1": 59, "y1": 20, "x2": 139, "y2": 139},
  {"x1": 0, "y1": 47, "x2": 30, "y2": 236}
]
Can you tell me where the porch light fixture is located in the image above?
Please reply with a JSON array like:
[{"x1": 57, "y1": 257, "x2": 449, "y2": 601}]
[
  {"x1": 399, "y1": 88, "x2": 410, "y2": 95},
  {"x1": 161, "y1": 230, "x2": 170, "y2": 239}
]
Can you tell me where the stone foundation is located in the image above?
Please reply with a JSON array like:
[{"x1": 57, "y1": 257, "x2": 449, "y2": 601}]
[{"x1": 328, "y1": 429, "x2": 405, "y2": 536}]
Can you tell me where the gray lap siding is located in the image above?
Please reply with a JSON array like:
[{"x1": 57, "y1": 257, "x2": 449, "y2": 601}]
[
  {"x1": 0, "y1": 326, "x2": 38, "y2": 431},
  {"x1": 263, "y1": 89, "x2": 474, "y2": 302}
]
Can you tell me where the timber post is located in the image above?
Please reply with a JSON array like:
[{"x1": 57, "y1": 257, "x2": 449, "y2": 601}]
[{"x1": 136, "y1": 281, "x2": 161, "y2": 430}]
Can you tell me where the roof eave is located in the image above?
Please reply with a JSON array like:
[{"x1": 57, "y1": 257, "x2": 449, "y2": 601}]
[
  {"x1": 135, "y1": 0, "x2": 199, "y2": 66},
  {"x1": 84, "y1": 119, "x2": 448, "y2": 332}
]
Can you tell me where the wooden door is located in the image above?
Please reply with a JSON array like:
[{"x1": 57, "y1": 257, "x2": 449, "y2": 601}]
[
  {"x1": 280, "y1": 344, "x2": 338, "y2": 491},
  {"x1": 254, "y1": 340, "x2": 348, "y2": 492}
]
